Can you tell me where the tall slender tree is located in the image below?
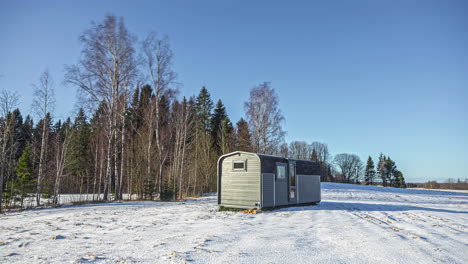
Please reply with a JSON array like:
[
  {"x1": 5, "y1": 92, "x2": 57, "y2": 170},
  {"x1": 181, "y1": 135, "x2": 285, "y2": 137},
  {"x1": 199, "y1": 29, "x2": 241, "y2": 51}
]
[
  {"x1": 0, "y1": 90, "x2": 19, "y2": 212},
  {"x1": 377, "y1": 153, "x2": 387, "y2": 186},
  {"x1": 194, "y1": 87, "x2": 216, "y2": 192},
  {"x1": 364, "y1": 156, "x2": 376, "y2": 185},
  {"x1": 13, "y1": 144, "x2": 35, "y2": 208},
  {"x1": 66, "y1": 109, "x2": 90, "y2": 199},
  {"x1": 32, "y1": 70, "x2": 55, "y2": 206},
  {"x1": 235, "y1": 118, "x2": 252, "y2": 152},
  {"x1": 143, "y1": 33, "x2": 177, "y2": 196},
  {"x1": 244, "y1": 82, "x2": 285, "y2": 155},
  {"x1": 211, "y1": 99, "x2": 233, "y2": 155},
  {"x1": 66, "y1": 15, "x2": 138, "y2": 200}
]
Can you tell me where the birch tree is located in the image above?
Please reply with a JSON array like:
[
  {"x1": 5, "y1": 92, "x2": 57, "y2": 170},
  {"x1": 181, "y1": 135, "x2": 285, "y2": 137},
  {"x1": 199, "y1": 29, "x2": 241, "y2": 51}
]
[
  {"x1": 142, "y1": 33, "x2": 177, "y2": 195},
  {"x1": 245, "y1": 82, "x2": 285, "y2": 155},
  {"x1": 0, "y1": 90, "x2": 19, "y2": 212},
  {"x1": 32, "y1": 70, "x2": 55, "y2": 206},
  {"x1": 289, "y1": 141, "x2": 311, "y2": 160},
  {"x1": 310, "y1": 141, "x2": 331, "y2": 181},
  {"x1": 66, "y1": 15, "x2": 138, "y2": 200},
  {"x1": 52, "y1": 121, "x2": 72, "y2": 205},
  {"x1": 334, "y1": 153, "x2": 363, "y2": 183}
]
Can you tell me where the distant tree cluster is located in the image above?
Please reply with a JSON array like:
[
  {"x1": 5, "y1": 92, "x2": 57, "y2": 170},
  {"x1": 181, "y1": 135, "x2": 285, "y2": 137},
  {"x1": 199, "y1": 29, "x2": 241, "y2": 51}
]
[
  {"x1": 278, "y1": 141, "x2": 334, "y2": 182},
  {"x1": 407, "y1": 179, "x2": 468, "y2": 190},
  {"x1": 330, "y1": 153, "x2": 406, "y2": 187}
]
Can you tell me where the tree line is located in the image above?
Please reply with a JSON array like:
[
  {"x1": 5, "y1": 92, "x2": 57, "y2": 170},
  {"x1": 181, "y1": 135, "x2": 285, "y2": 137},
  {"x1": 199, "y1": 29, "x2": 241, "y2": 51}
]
[
  {"x1": 0, "y1": 15, "x2": 406, "y2": 212},
  {"x1": 407, "y1": 179, "x2": 468, "y2": 190}
]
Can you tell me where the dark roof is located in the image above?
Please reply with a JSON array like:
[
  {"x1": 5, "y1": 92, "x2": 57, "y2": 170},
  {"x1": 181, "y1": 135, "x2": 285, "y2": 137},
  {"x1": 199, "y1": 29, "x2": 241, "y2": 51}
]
[{"x1": 256, "y1": 153, "x2": 320, "y2": 175}]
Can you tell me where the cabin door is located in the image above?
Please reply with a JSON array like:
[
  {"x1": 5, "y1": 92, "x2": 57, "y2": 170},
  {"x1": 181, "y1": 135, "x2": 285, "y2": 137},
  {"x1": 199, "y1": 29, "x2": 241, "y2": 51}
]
[{"x1": 289, "y1": 161, "x2": 297, "y2": 203}]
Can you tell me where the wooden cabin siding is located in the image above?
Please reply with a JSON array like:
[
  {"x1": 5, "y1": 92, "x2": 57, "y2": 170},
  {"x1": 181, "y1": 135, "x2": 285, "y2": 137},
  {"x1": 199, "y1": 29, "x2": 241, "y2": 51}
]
[{"x1": 220, "y1": 153, "x2": 261, "y2": 207}]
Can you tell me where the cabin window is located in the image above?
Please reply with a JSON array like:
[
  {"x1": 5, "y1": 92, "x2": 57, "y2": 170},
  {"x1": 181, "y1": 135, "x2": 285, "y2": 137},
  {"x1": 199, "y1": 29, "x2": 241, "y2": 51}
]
[
  {"x1": 276, "y1": 163, "x2": 286, "y2": 179},
  {"x1": 232, "y1": 160, "x2": 247, "y2": 171}
]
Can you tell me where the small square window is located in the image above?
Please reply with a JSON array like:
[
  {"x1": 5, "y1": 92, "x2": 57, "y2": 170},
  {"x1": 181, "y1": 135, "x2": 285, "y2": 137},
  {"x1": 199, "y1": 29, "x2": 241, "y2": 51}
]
[
  {"x1": 232, "y1": 160, "x2": 247, "y2": 171},
  {"x1": 233, "y1": 162, "x2": 244, "y2": 169}
]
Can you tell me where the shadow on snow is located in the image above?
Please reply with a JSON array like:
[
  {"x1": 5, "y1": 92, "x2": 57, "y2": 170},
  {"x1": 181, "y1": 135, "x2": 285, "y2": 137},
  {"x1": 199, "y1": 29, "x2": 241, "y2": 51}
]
[{"x1": 274, "y1": 201, "x2": 467, "y2": 214}]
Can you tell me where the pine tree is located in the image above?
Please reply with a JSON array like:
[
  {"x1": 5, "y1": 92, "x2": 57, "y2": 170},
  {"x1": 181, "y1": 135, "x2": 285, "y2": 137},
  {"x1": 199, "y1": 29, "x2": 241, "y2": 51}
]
[
  {"x1": 384, "y1": 157, "x2": 397, "y2": 187},
  {"x1": 377, "y1": 153, "x2": 387, "y2": 186},
  {"x1": 394, "y1": 170, "x2": 406, "y2": 188},
  {"x1": 235, "y1": 118, "x2": 252, "y2": 152},
  {"x1": 311, "y1": 150, "x2": 318, "y2": 162},
  {"x1": 67, "y1": 109, "x2": 90, "y2": 191},
  {"x1": 129, "y1": 86, "x2": 142, "y2": 130},
  {"x1": 20, "y1": 115, "x2": 34, "y2": 154},
  {"x1": 364, "y1": 156, "x2": 376, "y2": 185},
  {"x1": 194, "y1": 87, "x2": 216, "y2": 192},
  {"x1": 195, "y1": 87, "x2": 214, "y2": 133},
  {"x1": 13, "y1": 144, "x2": 35, "y2": 208},
  {"x1": 210, "y1": 99, "x2": 233, "y2": 155}
]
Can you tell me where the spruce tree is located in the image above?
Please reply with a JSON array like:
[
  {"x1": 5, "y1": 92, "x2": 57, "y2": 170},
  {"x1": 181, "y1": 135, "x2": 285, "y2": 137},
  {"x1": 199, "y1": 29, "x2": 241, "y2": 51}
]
[
  {"x1": 211, "y1": 99, "x2": 233, "y2": 154},
  {"x1": 195, "y1": 87, "x2": 214, "y2": 133},
  {"x1": 394, "y1": 170, "x2": 406, "y2": 188},
  {"x1": 13, "y1": 144, "x2": 35, "y2": 208},
  {"x1": 67, "y1": 108, "x2": 90, "y2": 187},
  {"x1": 311, "y1": 150, "x2": 318, "y2": 162},
  {"x1": 194, "y1": 87, "x2": 216, "y2": 192},
  {"x1": 139, "y1": 85, "x2": 153, "y2": 107},
  {"x1": 364, "y1": 156, "x2": 376, "y2": 185},
  {"x1": 384, "y1": 157, "x2": 397, "y2": 187},
  {"x1": 235, "y1": 118, "x2": 252, "y2": 152},
  {"x1": 377, "y1": 153, "x2": 387, "y2": 186}
]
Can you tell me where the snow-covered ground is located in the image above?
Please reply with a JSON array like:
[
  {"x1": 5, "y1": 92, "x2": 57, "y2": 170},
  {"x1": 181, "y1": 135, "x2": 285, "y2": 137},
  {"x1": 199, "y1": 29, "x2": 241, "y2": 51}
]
[{"x1": 1, "y1": 183, "x2": 467, "y2": 263}]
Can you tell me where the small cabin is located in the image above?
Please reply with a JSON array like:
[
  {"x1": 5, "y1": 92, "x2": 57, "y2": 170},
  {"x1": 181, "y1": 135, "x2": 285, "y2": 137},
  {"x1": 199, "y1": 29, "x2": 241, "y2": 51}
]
[{"x1": 217, "y1": 151, "x2": 321, "y2": 209}]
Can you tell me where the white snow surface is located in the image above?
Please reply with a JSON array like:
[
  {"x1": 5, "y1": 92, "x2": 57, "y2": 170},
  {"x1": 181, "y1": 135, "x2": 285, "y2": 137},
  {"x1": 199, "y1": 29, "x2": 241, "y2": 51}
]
[{"x1": 1, "y1": 183, "x2": 467, "y2": 263}]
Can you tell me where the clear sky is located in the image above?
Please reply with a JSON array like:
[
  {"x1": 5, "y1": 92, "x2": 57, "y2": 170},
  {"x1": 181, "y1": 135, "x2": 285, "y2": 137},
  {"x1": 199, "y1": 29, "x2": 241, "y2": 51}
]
[{"x1": 0, "y1": 0, "x2": 467, "y2": 182}]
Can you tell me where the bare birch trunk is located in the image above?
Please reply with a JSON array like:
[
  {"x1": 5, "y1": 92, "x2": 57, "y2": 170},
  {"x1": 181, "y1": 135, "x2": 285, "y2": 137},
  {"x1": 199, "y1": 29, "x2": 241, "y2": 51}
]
[
  {"x1": 179, "y1": 107, "x2": 189, "y2": 200},
  {"x1": 53, "y1": 139, "x2": 68, "y2": 205},
  {"x1": 36, "y1": 119, "x2": 47, "y2": 206},
  {"x1": 98, "y1": 147, "x2": 104, "y2": 200},
  {"x1": 114, "y1": 109, "x2": 120, "y2": 200},
  {"x1": 119, "y1": 115, "x2": 125, "y2": 200},
  {"x1": 93, "y1": 147, "x2": 98, "y2": 200},
  {"x1": 147, "y1": 104, "x2": 153, "y2": 189},
  {"x1": 103, "y1": 118, "x2": 113, "y2": 201}
]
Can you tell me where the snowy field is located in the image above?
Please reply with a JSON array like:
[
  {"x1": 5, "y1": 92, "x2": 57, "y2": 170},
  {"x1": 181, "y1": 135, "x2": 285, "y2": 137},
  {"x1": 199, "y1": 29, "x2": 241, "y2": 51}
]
[{"x1": 1, "y1": 183, "x2": 467, "y2": 264}]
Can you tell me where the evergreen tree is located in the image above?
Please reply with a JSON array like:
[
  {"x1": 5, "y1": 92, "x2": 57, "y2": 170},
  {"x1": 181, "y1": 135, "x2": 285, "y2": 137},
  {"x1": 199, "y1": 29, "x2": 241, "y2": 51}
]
[
  {"x1": 377, "y1": 153, "x2": 387, "y2": 186},
  {"x1": 364, "y1": 156, "x2": 376, "y2": 185},
  {"x1": 21, "y1": 115, "x2": 34, "y2": 153},
  {"x1": 311, "y1": 150, "x2": 318, "y2": 162},
  {"x1": 194, "y1": 87, "x2": 216, "y2": 192},
  {"x1": 384, "y1": 157, "x2": 397, "y2": 186},
  {"x1": 13, "y1": 144, "x2": 35, "y2": 208},
  {"x1": 195, "y1": 87, "x2": 214, "y2": 133},
  {"x1": 11, "y1": 109, "x2": 25, "y2": 160},
  {"x1": 394, "y1": 170, "x2": 406, "y2": 188},
  {"x1": 67, "y1": 109, "x2": 90, "y2": 185},
  {"x1": 140, "y1": 85, "x2": 153, "y2": 108},
  {"x1": 235, "y1": 118, "x2": 252, "y2": 152},
  {"x1": 210, "y1": 99, "x2": 233, "y2": 154},
  {"x1": 129, "y1": 86, "x2": 142, "y2": 130}
]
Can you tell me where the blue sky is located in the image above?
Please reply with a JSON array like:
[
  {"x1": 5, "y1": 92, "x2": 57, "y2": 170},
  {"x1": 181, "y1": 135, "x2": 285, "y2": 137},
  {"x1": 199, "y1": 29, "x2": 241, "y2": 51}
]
[{"x1": 0, "y1": 0, "x2": 467, "y2": 182}]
